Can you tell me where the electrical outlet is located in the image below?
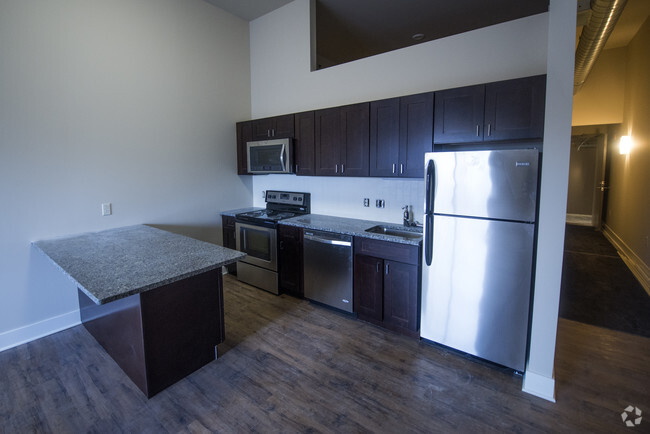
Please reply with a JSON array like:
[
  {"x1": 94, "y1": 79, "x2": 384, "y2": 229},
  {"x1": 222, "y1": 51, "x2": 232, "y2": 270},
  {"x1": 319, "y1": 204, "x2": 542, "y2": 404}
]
[
  {"x1": 375, "y1": 199, "x2": 385, "y2": 208},
  {"x1": 363, "y1": 198, "x2": 370, "y2": 207},
  {"x1": 101, "y1": 203, "x2": 112, "y2": 216}
]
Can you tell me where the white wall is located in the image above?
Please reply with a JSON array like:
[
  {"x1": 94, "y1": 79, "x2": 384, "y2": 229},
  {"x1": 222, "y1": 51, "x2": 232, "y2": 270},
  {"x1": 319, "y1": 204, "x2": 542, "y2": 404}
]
[
  {"x1": 0, "y1": 0, "x2": 253, "y2": 350},
  {"x1": 249, "y1": 0, "x2": 548, "y2": 222},
  {"x1": 249, "y1": 0, "x2": 575, "y2": 401}
]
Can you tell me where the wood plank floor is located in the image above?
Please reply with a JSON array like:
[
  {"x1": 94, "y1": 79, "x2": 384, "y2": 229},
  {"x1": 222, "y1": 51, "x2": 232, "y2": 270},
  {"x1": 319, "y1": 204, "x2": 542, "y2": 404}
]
[{"x1": 1, "y1": 275, "x2": 649, "y2": 433}]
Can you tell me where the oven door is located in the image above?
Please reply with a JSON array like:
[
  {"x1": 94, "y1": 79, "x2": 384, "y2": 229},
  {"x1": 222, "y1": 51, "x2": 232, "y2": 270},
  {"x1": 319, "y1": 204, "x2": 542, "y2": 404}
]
[{"x1": 235, "y1": 222, "x2": 277, "y2": 271}]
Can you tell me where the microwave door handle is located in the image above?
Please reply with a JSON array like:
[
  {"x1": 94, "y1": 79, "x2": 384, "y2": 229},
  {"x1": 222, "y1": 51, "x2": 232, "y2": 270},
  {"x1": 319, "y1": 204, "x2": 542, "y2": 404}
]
[{"x1": 280, "y1": 145, "x2": 286, "y2": 170}]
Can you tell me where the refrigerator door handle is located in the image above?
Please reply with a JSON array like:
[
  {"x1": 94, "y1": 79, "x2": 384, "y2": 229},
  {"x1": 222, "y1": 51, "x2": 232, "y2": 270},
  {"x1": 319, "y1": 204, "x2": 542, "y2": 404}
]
[
  {"x1": 425, "y1": 159, "x2": 435, "y2": 214},
  {"x1": 425, "y1": 213, "x2": 433, "y2": 266}
]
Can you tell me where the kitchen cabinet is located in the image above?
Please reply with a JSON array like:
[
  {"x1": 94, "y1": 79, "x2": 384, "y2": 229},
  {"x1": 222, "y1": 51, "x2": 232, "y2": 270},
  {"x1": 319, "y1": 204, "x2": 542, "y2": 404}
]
[
  {"x1": 369, "y1": 93, "x2": 433, "y2": 178},
  {"x1": 353, "y1": 237, "x2": 420, "y2": 337},
  {"x1": 294, "y1": 111, "x2": 315, "y2": 176},
  {"x1": 236, "y1": 121, "x2": 252, "y2": 175},
  {"x1": 222, "y1": 215, "x2": 237, "y2": 275},
  {"x1": 434, "y1": 75, "x2": 546, "y2": 145},
  {"x1": 251, "y1": 114, "x2": 295, "y2": 140},
  {"x1": 278, "y1": 224, "x2": 303, "y2": 297},
  {"x1": 315, "y1": 102, "x2": 370, "y2": 177}
]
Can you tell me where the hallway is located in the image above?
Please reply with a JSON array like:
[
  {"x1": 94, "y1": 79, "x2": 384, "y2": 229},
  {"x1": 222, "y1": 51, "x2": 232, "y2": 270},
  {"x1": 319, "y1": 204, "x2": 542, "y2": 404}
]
[{"x1": 559, "y1": 224, "x2": 650, "y2": 338}]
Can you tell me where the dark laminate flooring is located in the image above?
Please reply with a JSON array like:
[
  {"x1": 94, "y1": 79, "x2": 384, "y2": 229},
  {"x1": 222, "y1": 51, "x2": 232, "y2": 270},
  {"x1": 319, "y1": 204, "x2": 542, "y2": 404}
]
[
  {"x1": 2, "y1": 275, "x2": 649, "y2": 432},
  {"x1": 560, "y1": 224, "x2": 650, "y2": 337}
]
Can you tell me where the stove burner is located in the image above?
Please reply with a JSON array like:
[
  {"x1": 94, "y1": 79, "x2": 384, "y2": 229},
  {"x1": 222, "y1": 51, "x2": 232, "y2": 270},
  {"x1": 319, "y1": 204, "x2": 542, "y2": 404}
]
[{"x1": 235, "y1": 190, "x2": 310, "y2": 227}]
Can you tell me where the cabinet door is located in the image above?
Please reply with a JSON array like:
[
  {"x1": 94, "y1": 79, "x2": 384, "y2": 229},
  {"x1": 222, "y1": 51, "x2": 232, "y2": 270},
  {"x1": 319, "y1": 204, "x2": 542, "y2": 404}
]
[
  {"x1": 399, "y1": 92, "x2": 433, "y2": 178},
  {"x1": 314, "y1": 107, "x2": 342, "y2": 176},
  {"x1": 340, "y1": 102, "x2": 370, "y2": 177},
  {"x1": 236, "y1": 121, "x2": 252, "y2": 175},
  {"x1": 273, "y1": 114, "x2": 295, "y2": 138},
  {"x1": 433, "y1": 84, "x2": 484, "y2": 144},
  {"x1": 383, "y1": 260, "x2": 419, "y2": 332},
  {"x1": 221, "y1": 216, "x2": 237, "y2": 275},
  {"x1": 294, "y1": 111, "x2": 315, "y2": 176},
  {"x1": 251, "y1": 114, "x2": 295, "y2": 140},
  {"x1": 353, "y1": 254, "x2": 384, "y2": 321},
  {"x1": 251, "y1": 118, "x2": 275, "y2": 140},
  {"x1": 370, "y1": 98, "x2": 400, "y2": 177},
  {"x1": 278, "y1": 225, "x2": 303, "y2": 297},
  {"x1": 483, "y1": 75, "x2": 546, "y2": 142}
]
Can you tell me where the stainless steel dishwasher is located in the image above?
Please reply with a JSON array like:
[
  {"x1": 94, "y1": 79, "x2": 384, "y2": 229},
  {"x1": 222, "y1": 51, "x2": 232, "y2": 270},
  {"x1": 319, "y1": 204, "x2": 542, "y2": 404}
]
[{"x1": 303, "y1": 229, "x2": 353, "y2": 313}]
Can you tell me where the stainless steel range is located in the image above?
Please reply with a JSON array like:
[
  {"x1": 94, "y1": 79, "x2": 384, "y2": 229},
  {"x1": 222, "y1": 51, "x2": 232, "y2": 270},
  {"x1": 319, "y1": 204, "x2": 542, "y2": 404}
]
[{"x1": 235, "y1": 190, "x2": 310, "y2": 294}]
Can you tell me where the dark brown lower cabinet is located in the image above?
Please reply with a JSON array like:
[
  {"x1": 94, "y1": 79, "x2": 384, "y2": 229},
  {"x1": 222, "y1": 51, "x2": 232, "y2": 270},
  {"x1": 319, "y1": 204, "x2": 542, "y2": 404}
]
[
  {"x1": 278, "y1": 224, "x2": 303, "y2": 297},
  {"x1": 221, "y1": 215, "x2": 237, "y2": 275},
  {"x1": 353, "y1": 237, "x2": 421, "y2": 337}
]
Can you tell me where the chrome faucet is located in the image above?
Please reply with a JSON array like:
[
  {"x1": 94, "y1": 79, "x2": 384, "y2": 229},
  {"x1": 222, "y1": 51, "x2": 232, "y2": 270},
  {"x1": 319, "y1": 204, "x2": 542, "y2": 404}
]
[
  {"x1": 403, "y1": 205, "x2": 421, "y2": 227},
  {"x1": 402, "y1": 205, "x2": 411, "y2": 226}
]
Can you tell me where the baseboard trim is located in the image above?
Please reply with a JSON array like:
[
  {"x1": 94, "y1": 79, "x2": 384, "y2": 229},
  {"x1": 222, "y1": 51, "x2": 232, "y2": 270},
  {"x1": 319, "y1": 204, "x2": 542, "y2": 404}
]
[
  {"x1": 0, "y1": 310, "x2": 80, "y2": 353},
  {"x1": 602, "y1": 223, "x2": 650, "y2": 296},
  {"x1": 566, "y1": 213, "x2": 593, "y2": 226},
  {"x1": 522, "y1": 370, "x2": 556, "y2": 402}
]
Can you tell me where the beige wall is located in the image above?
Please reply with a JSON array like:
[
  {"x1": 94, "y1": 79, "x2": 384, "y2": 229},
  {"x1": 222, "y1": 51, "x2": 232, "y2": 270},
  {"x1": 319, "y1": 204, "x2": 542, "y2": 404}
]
[
  {"x1": 572, "y1": 47, "x2": 626, "y2": 126},
  {"x1": 605, "y1": 17, "x2": 650, "y2": 270}
]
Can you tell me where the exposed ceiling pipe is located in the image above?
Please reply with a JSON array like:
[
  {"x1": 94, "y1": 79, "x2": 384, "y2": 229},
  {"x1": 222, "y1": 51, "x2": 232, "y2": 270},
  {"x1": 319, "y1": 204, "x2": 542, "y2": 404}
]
[{"x1": 574, "y1": 0, "x2": 628, "y2": 94}]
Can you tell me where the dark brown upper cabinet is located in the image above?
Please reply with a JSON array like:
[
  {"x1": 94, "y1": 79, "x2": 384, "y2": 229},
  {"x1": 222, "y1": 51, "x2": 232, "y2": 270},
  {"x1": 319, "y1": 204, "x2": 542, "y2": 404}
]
[
  {"x1": 251, "y1": 114, "x2": 295, "y2": 140},
  {"x1": 236, "y1": 121, "x2": 252, "y2": 175},
  {"x1": 314, "y1": 102, "x2": 369, "y2": 177},
  {"x1": 434, "y1": 75, "x2": 546, "y2": 145},
  {"x1": 370, "y1": 92, "x2": 433, "y2": 178},
  {"x1": 294, "y1": 111, "x2": 316, "y2": 176}
]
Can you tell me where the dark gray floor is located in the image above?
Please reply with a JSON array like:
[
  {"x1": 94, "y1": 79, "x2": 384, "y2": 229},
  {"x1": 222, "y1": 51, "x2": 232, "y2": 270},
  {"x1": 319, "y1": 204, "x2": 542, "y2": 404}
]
[
  {"x1": 2, "y1": 276, "x2": 649, "y2": 432},
  {"x1": 559, "y1": 224, "x2": 650, "y2": 337}
]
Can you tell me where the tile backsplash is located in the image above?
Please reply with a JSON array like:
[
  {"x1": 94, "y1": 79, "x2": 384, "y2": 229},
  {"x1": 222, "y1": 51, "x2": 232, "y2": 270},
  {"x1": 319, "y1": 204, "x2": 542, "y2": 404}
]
[{"x1": 252, "y1": 174, "x2": 425, "y2": 225}]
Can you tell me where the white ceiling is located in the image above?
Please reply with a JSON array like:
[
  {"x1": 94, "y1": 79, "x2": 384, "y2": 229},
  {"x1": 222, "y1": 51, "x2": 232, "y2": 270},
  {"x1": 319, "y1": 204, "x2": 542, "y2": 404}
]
[{"x1": 202, "y1": 0, "x2": 293, "y2": 21}]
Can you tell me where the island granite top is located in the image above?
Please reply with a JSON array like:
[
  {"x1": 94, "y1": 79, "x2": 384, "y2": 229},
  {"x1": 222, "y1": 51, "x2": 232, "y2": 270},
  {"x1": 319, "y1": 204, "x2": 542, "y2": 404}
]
[{"x1": 33, "y1": 225, "x2": 245, "y2": 305}]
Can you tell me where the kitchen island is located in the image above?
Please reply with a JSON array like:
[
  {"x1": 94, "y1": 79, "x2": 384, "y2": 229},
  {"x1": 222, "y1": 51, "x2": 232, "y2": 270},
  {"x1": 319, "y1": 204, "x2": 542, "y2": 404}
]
[{"x1": 34, "y1": 225, "x2": 245, "y2": 398}]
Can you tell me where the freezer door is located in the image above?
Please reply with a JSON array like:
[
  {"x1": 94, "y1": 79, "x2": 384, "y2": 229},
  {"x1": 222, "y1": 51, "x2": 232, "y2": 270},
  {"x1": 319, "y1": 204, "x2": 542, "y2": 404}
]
[
  {"x1": 420, "y1": 215, "x2": 534, "y2": 371},
  {"x1": 429, "y1": 149, "x2": 539, "y2": 222}
]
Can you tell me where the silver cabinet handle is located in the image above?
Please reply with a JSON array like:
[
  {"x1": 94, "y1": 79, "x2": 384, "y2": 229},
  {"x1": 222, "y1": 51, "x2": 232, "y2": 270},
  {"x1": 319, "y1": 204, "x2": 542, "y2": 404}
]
[
  {"x1": 385, "y1": 263, "x2": 389, "y2": 275},
  {"x1": 376, "y1": 262, "x2": 380, "y2": 273},
  {"x1": 392, "y1": 163, "x2": 396, "y2": 174},
  {"x1": 335, "y1": 164, "x2": 338, "y2": 173},
  {"x1": 487, "y1": 123, "x2": 491, "y2": 137},
  {"x1": 400, "y1": 163, "x2": 404, "y2": 174},
  {"x1": 476, "y1": 125, "x2": 480, "y2": 136},
  {"x1": 341, "y1": 164, "x2": 345, "y2": 173}
]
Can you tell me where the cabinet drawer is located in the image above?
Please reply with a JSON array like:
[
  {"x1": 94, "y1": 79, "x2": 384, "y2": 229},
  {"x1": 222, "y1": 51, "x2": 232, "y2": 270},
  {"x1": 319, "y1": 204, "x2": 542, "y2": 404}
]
[{"x1": 354, "y1": 237, "x2": 420, "y2": 265}]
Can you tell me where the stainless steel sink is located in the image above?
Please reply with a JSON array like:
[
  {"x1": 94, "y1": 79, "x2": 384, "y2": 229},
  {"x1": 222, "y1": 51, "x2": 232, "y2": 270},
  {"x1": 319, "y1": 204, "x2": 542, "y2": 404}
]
[{"x1": 365, "y1": 225, "x2": 423, "y2": 240}]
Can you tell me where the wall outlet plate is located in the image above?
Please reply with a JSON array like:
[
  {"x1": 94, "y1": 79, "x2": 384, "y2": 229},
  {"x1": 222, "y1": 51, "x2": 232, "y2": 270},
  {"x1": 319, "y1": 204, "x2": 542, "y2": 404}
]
[
  {"x1": 375, "y1": 199, "x2": 385, "y2": 208},
  {"x1": 363, "y1": 198, "x2": 370, "y2": 207}
]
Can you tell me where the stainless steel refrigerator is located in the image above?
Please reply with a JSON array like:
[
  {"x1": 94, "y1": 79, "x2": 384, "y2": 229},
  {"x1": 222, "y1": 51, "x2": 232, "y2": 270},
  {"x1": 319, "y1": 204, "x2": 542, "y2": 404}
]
[{"x1": 421, "y1": 149, "x2": 539, "y2": 372}]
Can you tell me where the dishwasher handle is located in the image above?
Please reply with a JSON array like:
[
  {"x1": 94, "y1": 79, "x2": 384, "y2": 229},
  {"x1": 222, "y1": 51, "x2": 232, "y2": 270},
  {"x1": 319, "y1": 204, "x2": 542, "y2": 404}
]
[{"x1": 304, "y1": 232, "x2": 352, "y2": 247}]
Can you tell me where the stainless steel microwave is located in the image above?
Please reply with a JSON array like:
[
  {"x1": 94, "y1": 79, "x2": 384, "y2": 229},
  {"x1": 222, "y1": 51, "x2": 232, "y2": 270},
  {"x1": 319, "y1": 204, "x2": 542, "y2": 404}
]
[{"x1": 246, "y1": 138, "x2": 293, "y2": 174}]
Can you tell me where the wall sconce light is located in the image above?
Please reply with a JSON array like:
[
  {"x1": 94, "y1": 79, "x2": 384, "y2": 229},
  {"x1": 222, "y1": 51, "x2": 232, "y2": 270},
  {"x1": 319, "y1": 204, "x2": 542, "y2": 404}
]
[{"x1": 619, "y1": 135, "x2": 632, "y2": 155}]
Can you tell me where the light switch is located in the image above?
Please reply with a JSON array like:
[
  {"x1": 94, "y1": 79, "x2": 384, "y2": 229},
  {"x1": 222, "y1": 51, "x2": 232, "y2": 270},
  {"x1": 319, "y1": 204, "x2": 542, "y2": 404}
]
[{"x1": 101, "y1": 203, "x2": 112, "y2": 216}]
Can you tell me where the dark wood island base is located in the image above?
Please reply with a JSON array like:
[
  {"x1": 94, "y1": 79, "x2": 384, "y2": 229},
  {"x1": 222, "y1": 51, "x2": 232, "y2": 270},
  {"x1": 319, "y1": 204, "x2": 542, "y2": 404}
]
[{"x1": 78, "y1": 269, "x2": 225, "y2": 398}]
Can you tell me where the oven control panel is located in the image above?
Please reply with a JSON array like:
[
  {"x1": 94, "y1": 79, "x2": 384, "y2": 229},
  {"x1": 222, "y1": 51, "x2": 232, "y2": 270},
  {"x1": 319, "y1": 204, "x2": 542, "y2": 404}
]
[{"x1": 265, "y1": 190, "x2": 309, "y2": 206}]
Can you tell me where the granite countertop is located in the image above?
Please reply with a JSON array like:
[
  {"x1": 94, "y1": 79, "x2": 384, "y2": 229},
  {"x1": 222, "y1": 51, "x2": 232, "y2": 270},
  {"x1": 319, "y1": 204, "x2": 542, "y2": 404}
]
[
  {"x1": 33, "y1": 225, "x2": 245, "y2": 305},
  {"x1": 280, "y1": 214, "x2": 423, "y2": 246}
]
